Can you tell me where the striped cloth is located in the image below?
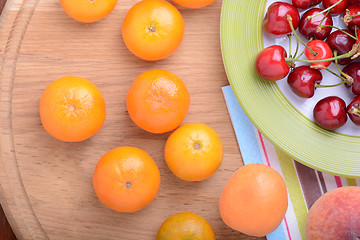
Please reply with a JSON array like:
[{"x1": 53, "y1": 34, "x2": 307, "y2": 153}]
[{"x1": 222, "y1": 85, "x2": 360, "y2": 240}]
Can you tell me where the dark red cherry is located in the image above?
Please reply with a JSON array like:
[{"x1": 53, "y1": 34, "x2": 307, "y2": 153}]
[
  {"x1": 323, "y1": 0, "x2": 349, "y2": 15},
  {"x1": 313, "y1": 96, "x2": 348, "y2": 130},
  {"x1": 287, "y1": 66, "x2": 323, "y2": 98},
  {"x1": 299, "y1": 8, "x2": 333, "y2": 40},
  {"x1": 349, "y1": 0, "x2": 360, "y2": 3},
  {"x1": 345, "y1": 4, "x2": 360, "y2": 32},
  {"x1": 342, "y1": 62, "x2": 360, "y2": 95},
  {"x1": 347, "y1": 95, "x2": 360, "y2": 125},
  {"x1": 263, "y1": 2, "x2": 300, "y2": 35},
  {"x1": 292, "y1": 0, "x2": 323, "y2": 9},
  {"x1": 255, "y1": 45, "x2": 290, "y2": 81},
  {"x1": 326, "y1": 29, "x2": 356, "y2": 65}
]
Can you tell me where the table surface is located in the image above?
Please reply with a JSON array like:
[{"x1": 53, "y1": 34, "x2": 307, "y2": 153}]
[{"x1": 0, "y1": 3, "x2": 18, "y2": 240}]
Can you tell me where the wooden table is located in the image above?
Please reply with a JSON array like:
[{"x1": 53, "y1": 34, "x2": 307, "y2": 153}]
[
  {"x1": 0, "y1": 0, "x2": 266, "y2": 239},
  {"x1": 0, "y1": 2, "x2": 18, "y2": 240}
]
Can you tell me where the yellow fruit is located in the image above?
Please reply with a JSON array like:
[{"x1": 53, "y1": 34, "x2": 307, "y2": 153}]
[
  {"x1": 164, "y1": 123, "x2": 223, "y2": 181},
  {"x1": 156, "y1": 212, "x2": 216, "y2": 240}
]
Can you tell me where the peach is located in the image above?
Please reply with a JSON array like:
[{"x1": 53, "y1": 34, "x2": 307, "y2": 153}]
[
  {"x1": 219, "y1": 164, "x2": 288, "y2": 237},
  {"x1": 305, "y1": 186, "x2": 360, "y2": 240}
]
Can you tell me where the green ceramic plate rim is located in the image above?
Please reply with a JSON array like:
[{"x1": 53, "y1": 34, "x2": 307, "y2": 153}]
[{"x1": 220, "y1": 0, "x2": 360, "y2": 178}]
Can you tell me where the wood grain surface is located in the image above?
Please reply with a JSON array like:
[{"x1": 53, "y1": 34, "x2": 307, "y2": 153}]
[
  {"x1": 0, "y1": 0, "x2": 265, "y2": 239},
  {"x1": 0, "y1": 2, "x2": 18, "y2": 240}
]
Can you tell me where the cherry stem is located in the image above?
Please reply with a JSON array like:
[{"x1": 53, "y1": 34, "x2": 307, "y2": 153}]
[
  {"x1": 348, "y1": 104, "x2": 360, "y2": 117},
  {"x1": 352, "y1": 26, "x2": 360, "y2": 60},
  {"x1": 285, "y1": 54, "x2": 349, "y2": 63},
  {"x1": 285, "y1": 44, "x2": 358, "y2": 63},
  {"x1": 294, "y1": 34, "x2": 300, "y2": 58},
  {"x1": 349, "y1": 13, "x2": 360, "y2": 19},
  {"x1": 315, "y1": 69, "x2": 348, "y2": 88},
  {"x1": 319, "y1": 25, "x2": 357, "y2": 40},
  {"x1": 325, "y1": 67, "x2": 348, "y2": 82},
  {"x1": 295, "y1": 50, "x2": 305, "y2": 60},
  {"x1": 307, "y1": 0, "x2": 344, "y2": 20},
  {"x1": 334, "y1": 50, "x2": 354, "y2": 84},
  {"x1": 325, "y1": 67, "x2": 342, "y2": 78},
  {"x1": 286, "y1": 15, "x2": 318, "y2": 56},
  {"x1": 344, "y1": 9, "x2": 360, "y2": 25},
  {"x1": 288, "y1": 34, "x2": 292, "y2": 58},
  {"x1": 325, "y1": 68, "x2": 348, "y2": 81},
  {"x1": 315, "y1": 81, "x2": 347, "y2": 88},
  {"x1": 295, "y1": 37, "x2": 313, "y2": 60},
  {"x1": 319, "y1": 10, "x2": 330, "y2": 27},
  {"x1": 315, "y1": 52, "x2": 352, "y2": 88}
]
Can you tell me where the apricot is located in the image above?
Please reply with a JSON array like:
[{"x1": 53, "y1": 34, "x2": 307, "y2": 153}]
[
  {"x1": 219, "y1": 163, "x2": 288, "y2": 237},
  {"x1": 306, "y1": 186, "x2": 360, "y2": 240}
]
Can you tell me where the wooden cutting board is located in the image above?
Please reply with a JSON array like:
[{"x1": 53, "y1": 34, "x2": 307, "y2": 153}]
[{"x1": 0, "y1": 0, "x2": 261, "y2": 239}]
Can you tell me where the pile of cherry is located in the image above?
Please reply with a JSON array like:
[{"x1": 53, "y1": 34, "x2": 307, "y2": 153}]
[{"x1": 255, "y1": 0, "x2": 360, "y2": 131}]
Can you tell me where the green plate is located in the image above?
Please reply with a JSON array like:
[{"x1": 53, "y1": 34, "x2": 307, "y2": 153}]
[{"x1": 220, "y1": 0, "x2": 360, "y2": 178}]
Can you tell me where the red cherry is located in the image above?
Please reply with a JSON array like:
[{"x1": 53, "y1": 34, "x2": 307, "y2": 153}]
[
  {"x1": 347, "y1": 95, "x2": 360, "y2": 125},
  {"x1": 255, "y1": 45, "x2": 290, "y2": 81},
  {"x1": 326, "y1": 29, "x2": 355, "y2": 65},
  {"x1": 299, "y1": 8, "x2": 333, "y2": 40},
  {"x1": 263, "y1": 2, "x2": 300, "y2": 35},
  {"x1": 287, "y1": 66, "x2": 323, "y2": 98},
  {"x1": 305, "y1": 40, "x2": 333, "y2": 69},
  {"x1": 323, "y1": 0, "x2": 349, "y2": 15},
  {"x1": 292, "y1": 0, "x2": 323, "y2": 9},
  {"x1": 313, "y1": 96, "x2": 348, "y2": 130},
  {"x1": 344, "y1": 4, "x2": 360, "y2": 32},
  {"x1": 342, "y1": 62, "x2": 360, "y2": 95}
]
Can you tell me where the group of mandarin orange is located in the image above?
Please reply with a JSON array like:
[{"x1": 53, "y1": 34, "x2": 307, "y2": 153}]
[{"x1": 39, "y1": 0, "x2": 288, "y2": 239}]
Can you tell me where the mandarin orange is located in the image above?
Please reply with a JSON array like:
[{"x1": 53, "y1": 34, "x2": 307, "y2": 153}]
[
  {"x1": 93, "y1": 146, "x2": 161, "y2": 212},
  {"x1": 126, "y1": 69, "x2": 190, "y2": 134},
  {"x1": 164, "y1": 123, "x2": 223, "y2": 181},
  {"x1": 122, "y1": 0, "x2": 184, "y2": 61},
  {"x1": 156, "y1": 212, "x2": 216, "y2": 240},
  {"x1": 172, "y1": 0, "x2": 217, "y2": 8},
  {"x1": 59, "y1": 0, "x2": 117, "y2": 23},
  {"x1": 39, "y1": 76, "x2": 106, "y2": 142}
]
